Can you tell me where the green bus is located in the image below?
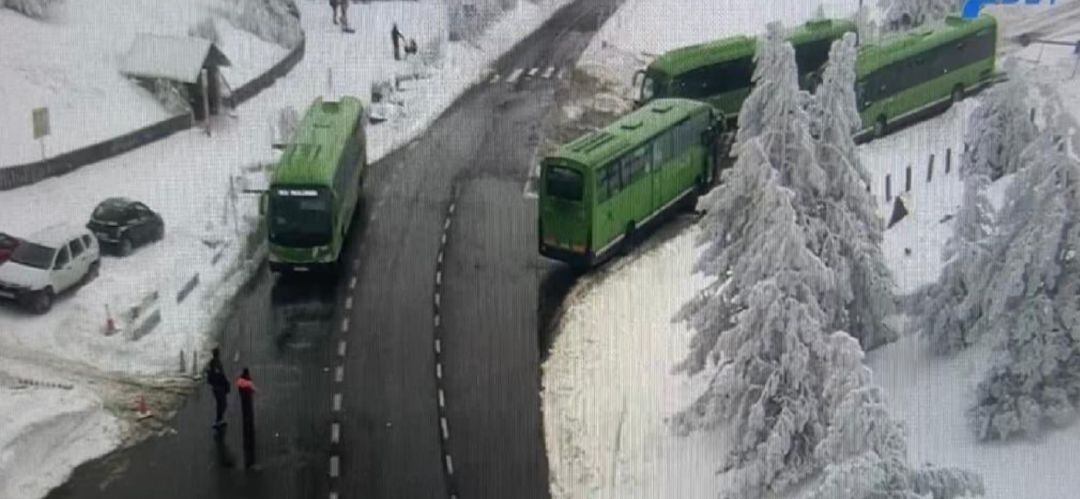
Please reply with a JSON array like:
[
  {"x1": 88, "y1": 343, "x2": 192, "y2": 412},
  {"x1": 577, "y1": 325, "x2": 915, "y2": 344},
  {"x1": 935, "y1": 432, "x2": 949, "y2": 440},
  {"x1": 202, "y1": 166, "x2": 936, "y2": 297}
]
[
  {"x1": 266, "y1": 96, "x2": 366, "y2": 273},
  {"x1": 634, "y1": 18, "x2": 857, "y2": 124},
  {"x1": 539, "y1": 98, "x2": 721, "y2": 269},
  {"x1": 856, "y1": 15, "x2": 997, "y2": 138}
]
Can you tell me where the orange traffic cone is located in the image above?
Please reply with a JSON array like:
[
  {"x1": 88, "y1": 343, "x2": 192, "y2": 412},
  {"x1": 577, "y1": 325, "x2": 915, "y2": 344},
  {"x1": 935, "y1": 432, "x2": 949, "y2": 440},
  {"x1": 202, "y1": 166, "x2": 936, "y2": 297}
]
[{"x1": 135, "y1": 394, "x2": 152, "y2": 419}]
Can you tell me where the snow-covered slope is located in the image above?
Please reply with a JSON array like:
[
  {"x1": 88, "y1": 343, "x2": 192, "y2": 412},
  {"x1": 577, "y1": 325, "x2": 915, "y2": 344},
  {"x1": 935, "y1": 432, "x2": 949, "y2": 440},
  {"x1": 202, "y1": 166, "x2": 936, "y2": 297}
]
[{"x1": 0, "y1": 0, "x2": 286, "y2": 167}]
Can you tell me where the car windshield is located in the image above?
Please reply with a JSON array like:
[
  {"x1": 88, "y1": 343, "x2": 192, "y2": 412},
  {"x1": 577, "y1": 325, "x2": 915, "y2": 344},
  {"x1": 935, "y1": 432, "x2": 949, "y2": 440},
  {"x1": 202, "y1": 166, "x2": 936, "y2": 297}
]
[
  {"x1": 92, "y1": 202, "x2": 132, "y2": 222},
  {"x1": 268, "y1": 188, "x2": 333, "y2": 248},
  {"x1": 546, "y1": 165, "x2": 584, "y2": 201},
  {"x1": 9, "y1": 242, "x2": 55, "y2": 270}
]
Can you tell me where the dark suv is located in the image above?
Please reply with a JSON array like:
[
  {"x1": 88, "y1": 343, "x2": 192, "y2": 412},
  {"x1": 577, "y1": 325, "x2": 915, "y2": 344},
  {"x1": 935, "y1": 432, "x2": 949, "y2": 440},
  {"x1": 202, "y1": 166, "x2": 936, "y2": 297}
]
[{"x1": 86, "y1": 198, "x2": 165, "y2": 256}]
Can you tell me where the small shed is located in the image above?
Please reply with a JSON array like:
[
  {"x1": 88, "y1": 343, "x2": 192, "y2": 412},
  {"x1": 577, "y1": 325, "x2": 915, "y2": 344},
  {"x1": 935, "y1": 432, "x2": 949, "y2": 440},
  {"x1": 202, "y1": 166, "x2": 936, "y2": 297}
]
[{"x1": 120, "y1": 34, "x2": 232, "y2": 120}]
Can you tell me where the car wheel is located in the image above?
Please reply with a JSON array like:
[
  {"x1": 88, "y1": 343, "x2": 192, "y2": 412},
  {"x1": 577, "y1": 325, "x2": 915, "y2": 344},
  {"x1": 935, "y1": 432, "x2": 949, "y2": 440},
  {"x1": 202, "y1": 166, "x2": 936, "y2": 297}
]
[
  {"x1": 86, "y1": 260, "x2": 100, "y2": 282},
  {"x1": 118, "y1": 237, "x2": 134, "y2": 257},
  {"x1": 27, "y1": 288, "x2": 53, "y2": 314}
]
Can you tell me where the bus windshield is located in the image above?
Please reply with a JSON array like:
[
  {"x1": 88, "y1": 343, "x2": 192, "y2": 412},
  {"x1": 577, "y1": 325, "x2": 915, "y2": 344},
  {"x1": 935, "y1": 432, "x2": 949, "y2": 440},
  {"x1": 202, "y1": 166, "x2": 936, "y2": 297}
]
[
  {"x1": 268, "y1": 188, "x2": 332, "y2": 248},
  {"x1": 546, "y1": 166, "x2": 584, "y2": 201}
]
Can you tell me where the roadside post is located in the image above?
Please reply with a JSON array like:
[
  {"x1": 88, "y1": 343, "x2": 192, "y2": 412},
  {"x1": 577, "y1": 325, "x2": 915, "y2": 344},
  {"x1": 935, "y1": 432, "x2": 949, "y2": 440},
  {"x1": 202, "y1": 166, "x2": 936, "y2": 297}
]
[
  {"x1": 201, "y1": 69, "x2": 212, "y2": 137},
  {"x1": 32, "y1": 107, "x2": 49, "y2": 160}
]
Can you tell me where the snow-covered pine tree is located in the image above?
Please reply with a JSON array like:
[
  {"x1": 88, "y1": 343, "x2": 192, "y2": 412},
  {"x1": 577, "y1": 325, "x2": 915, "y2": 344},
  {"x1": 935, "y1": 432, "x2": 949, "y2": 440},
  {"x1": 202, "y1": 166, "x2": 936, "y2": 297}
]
[
  {"x1": 811, "y1": 33, "x2": 896, "y2": 349},
  {"x1": 878, "y1": 0, "x2": 964, "y2": 31},
  {"x1": 970, "y1": 132, "x2": 1080, "y2": 439},
  {"x1": 811, "y1": 332, "x2": 984, "y2": 499},
  {"x1": 920, "y1": 173, "x2": 994, "y2": 354},
  {"x1": 962, "y1": 74, "x2": 1038, "y2": 180}
]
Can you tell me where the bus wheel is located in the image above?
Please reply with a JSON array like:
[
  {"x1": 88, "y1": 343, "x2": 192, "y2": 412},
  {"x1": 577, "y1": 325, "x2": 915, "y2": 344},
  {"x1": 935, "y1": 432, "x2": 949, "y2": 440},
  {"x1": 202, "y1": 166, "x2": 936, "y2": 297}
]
[
  {"x1": 951, "y1": 85, "x2": 965, "y2": 106},
  {"x1": 873, "y1": 116, "x2": 887, "y2": 139}
]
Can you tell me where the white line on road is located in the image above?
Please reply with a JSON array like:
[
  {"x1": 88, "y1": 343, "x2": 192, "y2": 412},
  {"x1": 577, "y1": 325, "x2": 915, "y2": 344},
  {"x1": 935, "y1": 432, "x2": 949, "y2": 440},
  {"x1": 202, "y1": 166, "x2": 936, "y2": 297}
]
[
  {"x1": 441, "y1": 233, "x2": 447, "y2": 245},
  {"x1": 341, "y1": 319, "x2": 349, "y2": 333},
  {"x1": 352, "y1": 259, "x2": 359, "y2": 271},
  {"x1": 330, "y1": 493, "x2": 338, "y2": 499},
  {"x1": 435, "y1": 339, "x2": 441, "y2": 354},
  {"x1": 438, "y1": 388, "x2": 446, "y2": 408},
  {"x1": 440, "y1": 417, "x2": 450, "y2": 440},
  {"x1": 436, "y1": 271, "x2": 442, "y2": 286},
  {"x1": 334, "y1": 366, "x2": 344, "y2": 383},
  {"x1": 434, "y1": 293, "x2": 440, "y2": 308},
  {"x1": 505, "y1": 68, "x2": 524, "y2": 83},
  {"x1": 348, "y1": 277, "x2": 357, "y2": 290},
  {"x1": 542, "y1": 66, "x2": 555, "y2": 79},
  {"x1": 330, "y1": 456, "x2": 340, "y2": 477},
  {"x1": 449, "y1": 203, "x2": 455, "y2": 214},
  {"x1": 436, "y1": 363, "x2": 443, "y2": 380},
  {"x1": 333, "y1": 393, "x2": 342, "y2": 412},
  {"x1": 527, "y1": 67, "x2": 539, "y2": 77},
  {"x1": 338, "y1": 340, "x2": 347, "y2": 357},
  {"x1": 345, "y1": 297, "x2": 353, "y2": 310},
  {"x1": 434, "y1": 314, "x2": 440, "y2": 327},
  {"x1": 437, "y1": 251, "x2": 443, "y2": 265},
  {"x1": 445, "y1": 455, "x2": 455, "y2": 475},
  {"x1": 331, "y1": 423, "x2": 340, "y2": 444},
  {"x1": 444, "y1": 218, "x2": 451, "y2": 231}
]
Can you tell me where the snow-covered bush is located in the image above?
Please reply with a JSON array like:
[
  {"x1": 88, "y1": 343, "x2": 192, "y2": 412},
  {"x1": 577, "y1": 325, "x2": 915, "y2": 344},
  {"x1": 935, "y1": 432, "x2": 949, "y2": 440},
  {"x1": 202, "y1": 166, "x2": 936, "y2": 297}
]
[
  {"x1": 969, "y1": 131, "x2": 1080, "y2": 440},
  {"x1": 878, "y1": 0, "x2": 963, "y2": 31},
  {"x1": 3, "y1": 0, "x2": 61, "y2": 19},
  {"x1": 217, "y1": 0, "x2": 302, "y2": 49},
  {"x1": 811, "y1": 33, "x2": 896, "y2": 349},
  {"x1": 962, "y1": 74, "x2": 1038, "y2": 180},
  {"x1": 920, "y1": 174, "x2": 994, "y2": 353},
  {"x1": 189, "y1": 16, "x2": 221, "y2": 46}
]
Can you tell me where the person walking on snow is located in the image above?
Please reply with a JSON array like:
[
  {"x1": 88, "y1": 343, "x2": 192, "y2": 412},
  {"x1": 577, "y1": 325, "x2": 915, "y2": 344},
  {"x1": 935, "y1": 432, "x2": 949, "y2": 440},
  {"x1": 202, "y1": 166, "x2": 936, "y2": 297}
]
[
  {"x1": 392, "y1": 23, "x2": 406, "y2": 60},
  {"x1": 236, "y1": 368, "x2": 258, "y2": 469},
  {"x1": 206, "y1": 348, "x2": 230, "y2": 429}
]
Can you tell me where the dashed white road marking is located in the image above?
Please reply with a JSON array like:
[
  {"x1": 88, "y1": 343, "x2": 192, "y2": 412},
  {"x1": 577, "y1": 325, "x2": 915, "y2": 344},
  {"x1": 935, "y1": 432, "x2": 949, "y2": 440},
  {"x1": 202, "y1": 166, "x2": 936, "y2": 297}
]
[
  {"x1": 348, "y1": 276, "x2": 357, "y2": 290},
  {"x1": 341, "y1": 319, "x2": 350, "y2": 333},
  {"x1": 352, "y1": 259, "x2": 360, "y2": 272},
  {"x1": 434, "y1": 314, "x2": 441, "y2": 327},
  {"x1": 330, "y1": 492, "x2": 338, "y2": 499},
  {"x1": 440, "y1": 417, "x2": 450, "y2": 440},
  {"x1": 441, "y1": 233, "x2": 447, "y2": 245},
  {"x1": 434, "y1": 339, "x2": 441, "y2": 354},
  {"x1": 449, "y1": 203, "x2": 456, "y2": 214},
  {"x1": 444, "y1": 218, "x2": 451, "y2": 231},
  {"x1": 333, "y1": 393, "x2": 342, "y2": 412},
  {"x1": 542, "y1": 66, "x2": 555, "y2": 79},
  {"x1": 434, "y1": 293, "x2": 441, "y2": 308},
  {"x1": 505, "y1": 68, "x2": 524, "y2": 83},
  {"x1": 337, "y1": 340, "x2": 347, "y2": 357},
  {"x1": 527, "y1": 67, "x2": 539, "y2": 77},
  {"x1": 437, "y1": 251, "x2": 443, "y2": 265},
  {"x1": 445, "y1": 455, "x2": 455, "y2": 475},
  {"x1": 436, "y1": 271, "x2": 442, "y2": 286},
  {"x1": 438, "y1": 388, "x2": 446, "y2": 408},
  {"x1": 331, "y1": 423, "x2": 340, "y2": 444},
  {"x1": 345, "y1": 297, "x2": 353, "y2": 310},
  {"x1": 334, "y1": 366, "x2": 344, "y2": 383},
  {"x1": 436, "y1": 363, "x2": 443, "y2": 380},
  {"x1": 330, "y1": 456, "x2": 340, "y2": 477}
]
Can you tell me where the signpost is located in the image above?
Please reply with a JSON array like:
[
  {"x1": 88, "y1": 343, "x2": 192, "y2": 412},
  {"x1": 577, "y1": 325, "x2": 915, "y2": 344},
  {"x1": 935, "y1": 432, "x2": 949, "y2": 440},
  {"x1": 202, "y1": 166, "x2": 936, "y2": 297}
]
[{"x1": 32, "y1": 107, "x2": 49, "y2": 159}]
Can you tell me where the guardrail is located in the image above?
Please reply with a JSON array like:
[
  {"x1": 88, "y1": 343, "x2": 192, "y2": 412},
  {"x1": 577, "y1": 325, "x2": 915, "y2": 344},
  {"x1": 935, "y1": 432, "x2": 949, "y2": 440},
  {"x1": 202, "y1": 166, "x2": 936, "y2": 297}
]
[{"x1": 0, "y1": 37, "x2": 306, "y2": 191}]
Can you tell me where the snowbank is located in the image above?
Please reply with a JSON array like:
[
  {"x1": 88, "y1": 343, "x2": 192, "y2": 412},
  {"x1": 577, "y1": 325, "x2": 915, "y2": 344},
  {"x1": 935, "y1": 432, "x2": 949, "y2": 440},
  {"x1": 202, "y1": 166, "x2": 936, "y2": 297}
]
[
  {"x1": 542, "y1": 231, "x2": 727, "y2": 499},
  {"x1": 0, "y1": 0, "x2": 287, "y2": 167}
]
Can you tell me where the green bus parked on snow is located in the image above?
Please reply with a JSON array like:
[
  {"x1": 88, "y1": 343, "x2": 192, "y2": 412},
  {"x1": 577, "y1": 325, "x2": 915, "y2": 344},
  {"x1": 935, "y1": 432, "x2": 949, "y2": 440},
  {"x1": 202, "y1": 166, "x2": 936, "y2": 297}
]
[
  {"x1": 266, "y1": 96, "x2": 367, "y2": 273},
  {"x1": 539, "y1": 98, "x2": 722, "y2": 269},
  {"x1": 856, "y1": 15, "x2": 997, "y2": 138},
  {"x1": 634, "y1": 18, "x2": 857, "y2": 124}
]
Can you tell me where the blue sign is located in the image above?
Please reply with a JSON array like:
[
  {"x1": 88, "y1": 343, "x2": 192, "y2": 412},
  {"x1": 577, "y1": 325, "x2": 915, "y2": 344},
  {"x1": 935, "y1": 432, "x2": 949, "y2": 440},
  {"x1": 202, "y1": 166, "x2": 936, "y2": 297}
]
[{"x1": 963, "y1": 0, "x2": 1057, "y2": 19}]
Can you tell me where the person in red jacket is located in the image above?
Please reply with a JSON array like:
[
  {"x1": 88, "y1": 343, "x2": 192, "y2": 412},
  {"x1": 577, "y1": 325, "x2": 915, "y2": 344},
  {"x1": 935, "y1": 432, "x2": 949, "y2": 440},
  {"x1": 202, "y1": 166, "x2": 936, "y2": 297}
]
[{"x1": 236, "y1": 368, "x2": 257, "y2": 469}]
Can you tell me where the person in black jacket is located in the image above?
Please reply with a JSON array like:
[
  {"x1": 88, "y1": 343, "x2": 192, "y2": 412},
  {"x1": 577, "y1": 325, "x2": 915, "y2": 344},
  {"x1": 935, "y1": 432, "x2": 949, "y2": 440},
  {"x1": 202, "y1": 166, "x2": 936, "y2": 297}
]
[
  {"x1": 205, "y1": 348, "x2": 230, "y2": 428},
  {"x1": 236, "y1": 368, "x2": 258, "y2": 469}
]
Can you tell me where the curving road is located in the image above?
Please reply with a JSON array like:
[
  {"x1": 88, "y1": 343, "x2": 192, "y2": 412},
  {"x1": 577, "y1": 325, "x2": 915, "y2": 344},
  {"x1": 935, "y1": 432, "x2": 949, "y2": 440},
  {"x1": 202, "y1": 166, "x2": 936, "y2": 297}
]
[{"x1": 52, "y1": 1, "x2": 614, "y2": 498}]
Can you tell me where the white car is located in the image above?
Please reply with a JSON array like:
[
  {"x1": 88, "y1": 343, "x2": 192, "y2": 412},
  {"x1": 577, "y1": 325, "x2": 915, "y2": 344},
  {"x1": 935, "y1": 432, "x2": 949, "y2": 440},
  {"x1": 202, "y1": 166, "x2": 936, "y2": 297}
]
[{"x1": 0, "y1": 225, "x2": 100, "y2": 314}]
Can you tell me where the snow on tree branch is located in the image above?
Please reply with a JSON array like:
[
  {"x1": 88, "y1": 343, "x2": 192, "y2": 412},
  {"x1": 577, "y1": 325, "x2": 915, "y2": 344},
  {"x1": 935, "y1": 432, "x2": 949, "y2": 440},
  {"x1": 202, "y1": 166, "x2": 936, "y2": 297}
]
[
  {"x1": 878, "y1": 0, "x2": 964, "y2": 31},
  {"x1": 962, "y1": 72, "x2": 1038, "y2": 181}
]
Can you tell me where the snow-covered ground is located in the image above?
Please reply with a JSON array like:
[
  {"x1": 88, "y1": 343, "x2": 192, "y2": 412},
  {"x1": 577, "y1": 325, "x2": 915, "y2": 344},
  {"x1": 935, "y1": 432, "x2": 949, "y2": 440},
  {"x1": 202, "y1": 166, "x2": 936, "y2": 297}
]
[
  {"x1": 542, "y1": 1, "x2": 1080, "y2": 498},
  {"x1": 0, "y1": 1, "x2": 575, "y2": 497},
  {"x1": 0, "y1": 0, "x2": 287, "y2": 167}
]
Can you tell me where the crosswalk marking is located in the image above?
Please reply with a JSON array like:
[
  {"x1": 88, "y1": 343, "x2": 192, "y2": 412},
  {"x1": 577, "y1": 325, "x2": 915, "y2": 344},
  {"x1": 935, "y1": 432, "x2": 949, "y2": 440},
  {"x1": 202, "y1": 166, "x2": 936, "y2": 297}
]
[
  {"x1": 526, "y1": 67, "x2": 539, "y2": 77},
  {"x1": 505, "y1": 68, "x2": 524, "y2": 83},
  {"x1": 542, "y1": 66, "x2": 555, "y2": 79}
]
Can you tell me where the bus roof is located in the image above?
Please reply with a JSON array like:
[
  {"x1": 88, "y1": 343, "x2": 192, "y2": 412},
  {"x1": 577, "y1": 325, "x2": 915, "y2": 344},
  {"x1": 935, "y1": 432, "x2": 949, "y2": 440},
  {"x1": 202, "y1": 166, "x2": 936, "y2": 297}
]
[
  {"x1": 648, "y1": 18, "x2": 857, "y2": 78},
  {"x1": 272, "y1": 96, "x2": 364, "y2": 187},
  {"x1": 546, "y1": 98, "x2": 711, "y2": 170},
  {"x1": 856, "y1": 15, "x2": 996, "y2": 77}
]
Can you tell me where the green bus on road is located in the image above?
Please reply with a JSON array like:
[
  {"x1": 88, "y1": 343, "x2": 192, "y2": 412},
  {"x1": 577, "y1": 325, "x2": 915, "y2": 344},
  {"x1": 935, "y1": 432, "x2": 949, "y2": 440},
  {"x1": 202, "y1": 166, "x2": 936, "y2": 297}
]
[
  {"x1": 634, "y1": 19, "x2": 857, "y2": 124},
  {"x1": 856, "y1": 15, "x2": 998, "y2": 138},
  {"x1": 266, "y1": 96, "x2": 367, "y2": 273},
  {"x1": 539, "y1": 98, "x2": 721, "y2": 269}
]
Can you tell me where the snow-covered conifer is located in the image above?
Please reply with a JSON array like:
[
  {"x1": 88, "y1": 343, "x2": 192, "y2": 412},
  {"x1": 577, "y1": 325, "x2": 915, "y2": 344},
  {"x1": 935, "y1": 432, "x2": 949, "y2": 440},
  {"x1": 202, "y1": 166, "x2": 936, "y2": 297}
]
[
  {"x1": 962, "y1": 74, "x2": 1037, "y2": 180},
  {"x1": 878, "y1": 0, "x2": 963, "y2": 31},
  {"x1": 920, "y1": 174, "x2": 994, "y2": 353}
]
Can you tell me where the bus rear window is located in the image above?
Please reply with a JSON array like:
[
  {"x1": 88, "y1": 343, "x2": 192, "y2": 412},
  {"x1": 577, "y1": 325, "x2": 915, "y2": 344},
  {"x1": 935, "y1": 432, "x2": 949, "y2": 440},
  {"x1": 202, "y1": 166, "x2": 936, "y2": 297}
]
[{"x1": 546, "y1": 166, "x2": 583, "y2": 201}]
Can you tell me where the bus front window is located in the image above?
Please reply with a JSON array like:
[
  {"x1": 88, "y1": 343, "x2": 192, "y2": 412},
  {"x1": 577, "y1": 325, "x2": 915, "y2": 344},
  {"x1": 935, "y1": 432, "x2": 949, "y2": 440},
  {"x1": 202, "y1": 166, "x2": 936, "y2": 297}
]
[
  {"x1": 546, "y1": 166, "x2": 584, "y2": 202},
  {"x1": 268, "y1": 188, "x2": 333, "y2": 247}
]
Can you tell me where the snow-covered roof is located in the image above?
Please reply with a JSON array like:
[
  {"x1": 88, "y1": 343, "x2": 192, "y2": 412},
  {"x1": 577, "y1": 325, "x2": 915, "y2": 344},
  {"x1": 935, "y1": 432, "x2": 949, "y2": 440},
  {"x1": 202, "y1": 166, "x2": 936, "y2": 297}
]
[{"x1": 119, "y1": 34, "x2": 231, "y2": 84}]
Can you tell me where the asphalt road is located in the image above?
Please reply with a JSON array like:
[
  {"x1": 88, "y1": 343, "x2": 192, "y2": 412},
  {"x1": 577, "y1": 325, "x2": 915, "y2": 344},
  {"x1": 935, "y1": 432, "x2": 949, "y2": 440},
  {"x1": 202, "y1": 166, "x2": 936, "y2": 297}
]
[{"x1": 50, "y1": 1, "x2": 613, "y2": 498}]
